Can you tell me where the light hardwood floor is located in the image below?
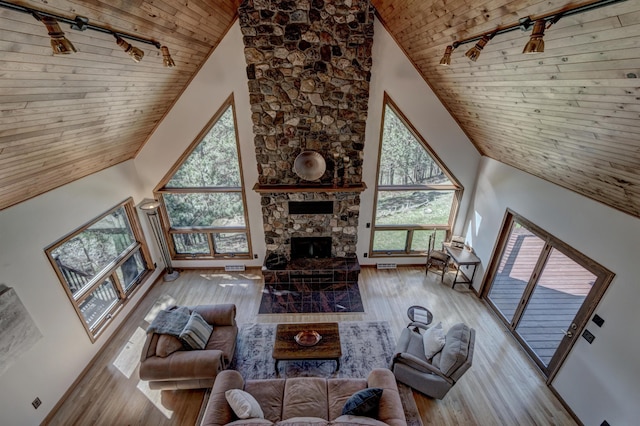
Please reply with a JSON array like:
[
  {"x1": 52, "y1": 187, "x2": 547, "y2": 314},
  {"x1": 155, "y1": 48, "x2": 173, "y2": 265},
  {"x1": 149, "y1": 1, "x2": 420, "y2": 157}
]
[{"x1": 46, "y1": 267, "x2": 577, "y2": 425}]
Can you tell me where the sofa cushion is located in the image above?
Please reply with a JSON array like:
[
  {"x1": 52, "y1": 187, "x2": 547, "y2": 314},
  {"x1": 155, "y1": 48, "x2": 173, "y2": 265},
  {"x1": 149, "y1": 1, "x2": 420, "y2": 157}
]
[
  {"x1": 327, "y1": 378, "x2": 367, "y2": 421},
  {"x1": 437, "y1": 323, "x2": 471, "y2": 376},
  {"x1": 226, "y1": 389, "x2": 264, "y2": 419},
  {"x1": 422, "y1": 322, "x2": 445, "y2": 359},
  {"x1": 341, "y1": 388, "x2": 383, "y2": 418},
  {"x1": 156, "y1": 334, "x2": 184, "y2": 358},
  {"x1": 332, "y1": 415, "x2": 390, "y2": 426},
  {"x1": 282, "y1": 377, "x2": 328, "y2": 420},
  {"x1": 180, "y1": 311, "x2": 213, "y2": 350},
  {"x1": 245, "y1": 379, "x2": 286, "y2": 423}
]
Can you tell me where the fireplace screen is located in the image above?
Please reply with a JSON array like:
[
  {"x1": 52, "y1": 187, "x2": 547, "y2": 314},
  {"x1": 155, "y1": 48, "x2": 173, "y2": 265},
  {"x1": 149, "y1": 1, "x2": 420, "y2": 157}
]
[{"x1": 290, "y1": 237, "x2": 332, "y2": 259}]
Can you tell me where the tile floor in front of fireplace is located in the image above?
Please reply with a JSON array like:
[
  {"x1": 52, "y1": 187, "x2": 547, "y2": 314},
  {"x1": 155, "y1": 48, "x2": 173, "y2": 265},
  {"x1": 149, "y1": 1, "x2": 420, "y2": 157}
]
[{"x1": 258, "y1": 281, "x2": 364, "y2": 314}]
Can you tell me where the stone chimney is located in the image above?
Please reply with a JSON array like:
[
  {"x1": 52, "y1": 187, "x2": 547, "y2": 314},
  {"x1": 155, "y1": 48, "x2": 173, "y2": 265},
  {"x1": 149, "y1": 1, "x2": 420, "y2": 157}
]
[{"x1": 239, "y1": 0, "x2": 374, "y2": 259}]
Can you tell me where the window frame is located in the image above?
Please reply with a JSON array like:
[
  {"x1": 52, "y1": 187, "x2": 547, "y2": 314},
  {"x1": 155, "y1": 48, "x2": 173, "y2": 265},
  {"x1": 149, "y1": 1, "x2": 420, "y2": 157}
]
[
  {"x1": 153, "y1": 94, "x2": 253, "y2": 260},
  {"x1": 369, "y1": 93, "x2": 463, "y2": 257},
  {"x1": 45, "y1": 198, "x2": 153, "y2": 342}
]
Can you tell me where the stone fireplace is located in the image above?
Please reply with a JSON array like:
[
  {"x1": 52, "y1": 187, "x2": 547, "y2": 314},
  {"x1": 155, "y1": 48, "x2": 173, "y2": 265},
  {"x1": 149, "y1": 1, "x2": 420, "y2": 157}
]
[{"x1": 239, "y1": 0, "x2": 374, "y2": 262}]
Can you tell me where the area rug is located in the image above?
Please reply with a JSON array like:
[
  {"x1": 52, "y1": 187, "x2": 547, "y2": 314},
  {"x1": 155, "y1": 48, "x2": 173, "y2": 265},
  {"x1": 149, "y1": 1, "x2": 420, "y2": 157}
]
[
  {"x1": 230, "y1": 321, "x2": 423, "y2": 426},
  {"x1": 258, "y1": 282, "x2": 364, "y2": 314}
]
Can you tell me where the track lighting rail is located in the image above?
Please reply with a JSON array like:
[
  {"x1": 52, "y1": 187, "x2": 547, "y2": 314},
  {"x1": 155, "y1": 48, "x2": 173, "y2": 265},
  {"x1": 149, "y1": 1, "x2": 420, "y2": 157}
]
[
  {"x1": 440, "y1": 0, "x2": 628, "y2": 65},
  {"x1": 0, "y1": 0, "x2": 175, "y2": 65}
]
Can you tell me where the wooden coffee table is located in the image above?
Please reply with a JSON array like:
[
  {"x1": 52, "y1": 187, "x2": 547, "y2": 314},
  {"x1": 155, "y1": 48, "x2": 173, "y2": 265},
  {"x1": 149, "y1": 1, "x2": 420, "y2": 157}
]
[{"x1": 273, "y1": 322, "x2": 341, "y2": 374}]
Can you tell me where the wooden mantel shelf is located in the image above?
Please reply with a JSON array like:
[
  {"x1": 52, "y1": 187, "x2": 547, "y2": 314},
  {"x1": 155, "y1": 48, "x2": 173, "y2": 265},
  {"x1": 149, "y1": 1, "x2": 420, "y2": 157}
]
[{"x1": 253, "y1": 182, "x2": 367, "y2": 193}]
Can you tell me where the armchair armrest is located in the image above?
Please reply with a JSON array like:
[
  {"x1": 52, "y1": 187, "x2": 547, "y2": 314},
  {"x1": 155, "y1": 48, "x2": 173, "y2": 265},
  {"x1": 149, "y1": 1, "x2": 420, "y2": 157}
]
[
  {"x1": 140, "y1": 349, "x2": 224, "y2": 382},
  {"x1": 193, "y1": 304, "x2": 236, "y2": 326},
  {"x1": 393, "y1": 352, "x2": 453, "y2": 384}
]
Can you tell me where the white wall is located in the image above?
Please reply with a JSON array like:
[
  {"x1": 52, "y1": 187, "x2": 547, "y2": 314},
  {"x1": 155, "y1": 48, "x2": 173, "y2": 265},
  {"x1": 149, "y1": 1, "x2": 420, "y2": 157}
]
[
  {"x1": 466, "y1": 157, "x2": 640, "y2": 424},
  {"x1": 357, "y1": 19, "x2": 481, "y2": 265},
  {"x1": 133, "y1": 23, "x2": 266, "y2": 268},
  {"x1": 0, "y1": 161, "x2": 162, "y2": 426}
]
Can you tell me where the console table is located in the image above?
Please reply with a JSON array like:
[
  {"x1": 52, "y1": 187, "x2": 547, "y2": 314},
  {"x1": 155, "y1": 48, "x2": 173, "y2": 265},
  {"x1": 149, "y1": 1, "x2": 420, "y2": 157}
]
[{"x1": 443, "y1": 244, "x2": 481, "y2": 288}]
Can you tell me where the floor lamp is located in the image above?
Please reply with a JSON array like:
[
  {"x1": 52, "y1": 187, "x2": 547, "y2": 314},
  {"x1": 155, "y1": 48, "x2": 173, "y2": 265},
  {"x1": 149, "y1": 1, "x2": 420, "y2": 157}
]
[{"x1": 139, "y1": 199, "x2": 179, "y2": 282}]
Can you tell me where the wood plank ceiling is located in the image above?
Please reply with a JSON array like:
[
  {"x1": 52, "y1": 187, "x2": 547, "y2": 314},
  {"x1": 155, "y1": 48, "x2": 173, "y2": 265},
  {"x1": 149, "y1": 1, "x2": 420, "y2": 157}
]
[
  {"x1": 1, "y1": 0, "x2": 639, "y2": 219},
  {"x1": 0, "y1": 0, "x2": 241, "y2": 210},
  {"x1": 371, "y1": 0, "x2": 640, "y2": 218}
]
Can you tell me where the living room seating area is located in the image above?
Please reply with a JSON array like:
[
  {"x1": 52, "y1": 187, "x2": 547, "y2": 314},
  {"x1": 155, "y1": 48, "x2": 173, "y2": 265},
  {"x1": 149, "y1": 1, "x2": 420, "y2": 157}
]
[{"x1": 45, "y1": 268, "x2": 576, "y2": 425}]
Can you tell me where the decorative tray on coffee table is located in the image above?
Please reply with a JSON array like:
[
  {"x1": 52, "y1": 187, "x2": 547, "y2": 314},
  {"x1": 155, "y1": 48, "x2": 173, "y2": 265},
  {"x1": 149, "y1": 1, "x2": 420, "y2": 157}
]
[{"x1": 294, "y1": 330, "x2": 322, "y2": 346}]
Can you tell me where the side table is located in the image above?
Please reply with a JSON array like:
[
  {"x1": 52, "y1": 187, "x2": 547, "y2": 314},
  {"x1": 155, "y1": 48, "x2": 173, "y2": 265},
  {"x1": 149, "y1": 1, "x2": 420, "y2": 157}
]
[{"x1": 407, "y1": 305, "x2": 433, "y2": 331}]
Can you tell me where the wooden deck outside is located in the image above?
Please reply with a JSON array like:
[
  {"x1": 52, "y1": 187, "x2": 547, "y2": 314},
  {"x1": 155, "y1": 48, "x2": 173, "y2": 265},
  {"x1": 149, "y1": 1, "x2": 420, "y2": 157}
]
[{"x1": 488, "y1": 227, "x2": 595, "y2": 365}]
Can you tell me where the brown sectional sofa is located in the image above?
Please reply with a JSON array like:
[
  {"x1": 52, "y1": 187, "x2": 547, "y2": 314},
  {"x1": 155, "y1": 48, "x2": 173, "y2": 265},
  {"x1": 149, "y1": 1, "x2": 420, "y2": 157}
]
[
  {"x1": 201, "y1": 368, "x2": 407, "y2": 426},
  {"x1": 139, "y1": 304, "x2": 238, "y2": 390}
]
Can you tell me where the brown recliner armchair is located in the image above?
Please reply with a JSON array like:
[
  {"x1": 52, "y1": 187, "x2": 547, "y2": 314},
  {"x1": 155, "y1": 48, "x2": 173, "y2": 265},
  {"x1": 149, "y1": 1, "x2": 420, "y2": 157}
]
[
  {"x1": 391, "y1": 322, "x2": 475, "y2": 399},
  {"x1": 139, "y1": 304, "x2": 237, "y2": 390}
]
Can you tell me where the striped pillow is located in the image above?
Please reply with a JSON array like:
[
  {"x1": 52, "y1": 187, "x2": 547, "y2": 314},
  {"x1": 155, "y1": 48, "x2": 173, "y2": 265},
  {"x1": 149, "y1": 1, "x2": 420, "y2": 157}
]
[{"x1": 179, "y1": 311, "x2": 213, "y2": 350}]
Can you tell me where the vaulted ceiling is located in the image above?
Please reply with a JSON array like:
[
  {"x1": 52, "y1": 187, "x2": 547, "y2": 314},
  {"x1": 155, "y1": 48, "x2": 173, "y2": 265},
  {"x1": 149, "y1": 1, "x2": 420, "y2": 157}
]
[{"x1": 1, "y1": 0, "x2": 639, "y2": 218}]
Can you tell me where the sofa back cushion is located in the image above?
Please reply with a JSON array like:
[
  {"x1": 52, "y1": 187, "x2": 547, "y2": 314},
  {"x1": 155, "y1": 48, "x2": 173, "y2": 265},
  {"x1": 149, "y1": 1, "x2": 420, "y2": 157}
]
[
  {"x1": 282, "y1": 377, "x2": 328, "y2": 420},
  {"x1": 327, "y1": 378, "x2": 367, "y2": 420},
  {"x1": 245, "y1": 379, "x2": 285, "y2": 422},
  {"x1": 435, "y1": 323, "x2": 471, "y2": 376}
]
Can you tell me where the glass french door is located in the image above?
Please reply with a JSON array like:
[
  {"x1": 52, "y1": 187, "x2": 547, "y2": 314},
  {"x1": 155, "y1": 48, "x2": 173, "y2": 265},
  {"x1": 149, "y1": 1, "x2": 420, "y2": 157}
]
[{"x1": 484, "y1": 211, "x2": 613, "y2": 380}]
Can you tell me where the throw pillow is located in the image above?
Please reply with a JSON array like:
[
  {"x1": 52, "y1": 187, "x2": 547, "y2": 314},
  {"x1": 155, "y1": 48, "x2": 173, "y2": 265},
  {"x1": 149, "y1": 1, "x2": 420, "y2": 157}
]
[
  {"x1": 422, "y1": 322, "x2": 446, "y2": 359},
  {"x1": 341, "y1": 388, "x2": 383, "y2": 418},
  {"x1": 225, "y1": 389, "x2": 264, "y2": 419},
  {"x1": 156, "y1": 334, "x2": 184, "y2": 357},
  {"x1": 179, "y1": 311, "x2": 213, "y2": 350}
]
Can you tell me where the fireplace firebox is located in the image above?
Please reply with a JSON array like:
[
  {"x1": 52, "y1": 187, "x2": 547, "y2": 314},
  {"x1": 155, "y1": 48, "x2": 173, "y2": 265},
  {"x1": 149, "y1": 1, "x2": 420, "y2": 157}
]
[{"x1": 290, "y1": 237, "x2": 332, "y2": 259}]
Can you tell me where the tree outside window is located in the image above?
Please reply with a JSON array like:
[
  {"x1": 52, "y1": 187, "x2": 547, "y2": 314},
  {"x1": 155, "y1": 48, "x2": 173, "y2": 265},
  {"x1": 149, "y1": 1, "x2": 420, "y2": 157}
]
[
  {"x1": 371, "y1": 95, "x2": 462, "y2": 256},
  {"x1": 155, "y1": 96, "x2": 252, "y2": 259}
]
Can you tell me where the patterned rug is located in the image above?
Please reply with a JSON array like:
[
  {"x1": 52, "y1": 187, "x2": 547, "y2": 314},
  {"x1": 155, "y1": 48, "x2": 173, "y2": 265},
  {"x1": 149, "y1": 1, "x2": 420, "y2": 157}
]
[
  {"x1": 230, "y1": 321, "x2": 423, "y2": 426},
  {"x1": 258, "y1": 282, "x2": 364, "y2": 314}
]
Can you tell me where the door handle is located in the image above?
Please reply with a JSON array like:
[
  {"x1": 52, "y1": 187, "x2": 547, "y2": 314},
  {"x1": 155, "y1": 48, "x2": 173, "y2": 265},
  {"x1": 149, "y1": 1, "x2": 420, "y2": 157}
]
[{"x1": 560, "y1": 329, "x2": 573, "y2": 338}]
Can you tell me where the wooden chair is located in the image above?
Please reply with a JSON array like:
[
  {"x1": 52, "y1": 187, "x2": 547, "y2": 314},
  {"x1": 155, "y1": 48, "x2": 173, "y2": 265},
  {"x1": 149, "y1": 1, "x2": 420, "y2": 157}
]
[{"x1": 426, "y1": 233, "x2": 449, "y2": 281}]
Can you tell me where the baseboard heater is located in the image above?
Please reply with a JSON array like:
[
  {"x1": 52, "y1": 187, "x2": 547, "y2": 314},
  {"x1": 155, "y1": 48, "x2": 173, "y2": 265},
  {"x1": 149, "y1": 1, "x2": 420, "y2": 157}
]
[
  {"x1": 224, "y1": 265, "x2": 246, "y2": 272},
  {"x1": 376, "y1": 263, "x2": 397, "y2": 269}
]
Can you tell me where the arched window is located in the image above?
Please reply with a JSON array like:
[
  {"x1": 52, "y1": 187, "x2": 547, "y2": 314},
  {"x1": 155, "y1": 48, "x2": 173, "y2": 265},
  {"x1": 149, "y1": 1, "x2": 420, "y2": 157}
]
[
  {"x1": 155, "y1": 95, "x2": 252, "y2": 259},
  {"x1": 370, "y1": 95, "x2": 462, "y2": 256}
]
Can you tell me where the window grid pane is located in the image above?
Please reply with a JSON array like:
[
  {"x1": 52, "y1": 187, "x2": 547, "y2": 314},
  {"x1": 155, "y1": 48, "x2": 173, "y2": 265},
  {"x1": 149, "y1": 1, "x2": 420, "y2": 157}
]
[
  {"x1": 51, "y1": 206, "x2": 135, "y2": 296},
  {"x1": 375, "y1": 190, "x2": 454, "y2": 226},
  {"x1": 172, "y1": 233, "x2": 210, "y2": 255},
  {"x1": 78, "y1": 278, "x2": 118, "y2": 330},
  {"x1": 214, "y1": 233, "x2": 249, "y2": 254},
  {"x1": 164, "y1": 192, "x2": 246, "y2": 228},
  {"x1": 372, "y1": 230, "x2": 408, "y2": 252},
  {"x1": 166, "y1": 106, "x2": 241, "y2": 188},
  {"x1": 116, "y1": 250, "x2": 147, "y2": 291}
]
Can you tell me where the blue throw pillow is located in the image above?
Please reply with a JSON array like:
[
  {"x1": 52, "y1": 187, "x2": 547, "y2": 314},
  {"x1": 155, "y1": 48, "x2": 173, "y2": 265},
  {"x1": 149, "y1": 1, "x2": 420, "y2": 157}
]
[{"x1": 341, "y1": 388, "x2": 383, "y2": 418}]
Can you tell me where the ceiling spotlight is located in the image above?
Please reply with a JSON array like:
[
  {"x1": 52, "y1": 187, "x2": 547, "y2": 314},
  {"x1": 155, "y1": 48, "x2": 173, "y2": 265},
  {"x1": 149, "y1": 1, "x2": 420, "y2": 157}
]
[
  {"x1": 465, "y1": 34, "x2": 493, "y2": 62},
  {"x1": 161, "y1": 46, "x2": 176, "y2": 67},
  {"x1": 523, "y1": 19, "x2": 546, "y2": 54},
  {"x1": 38, "y1": 15, "x2": 77, "y2": 54},
  {"x1": 115, "y1": 35, "x2": 144, "y2": 62},
  {"x1": 439, "y1": 45, "x2": 454, "y2": 66}
]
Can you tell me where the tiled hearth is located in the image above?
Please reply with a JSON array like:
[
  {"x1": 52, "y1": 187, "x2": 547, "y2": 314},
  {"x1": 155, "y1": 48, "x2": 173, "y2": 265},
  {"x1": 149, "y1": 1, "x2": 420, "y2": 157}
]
[{"x1": 260, "y1": 257, "x2": 362, "y2": 313}]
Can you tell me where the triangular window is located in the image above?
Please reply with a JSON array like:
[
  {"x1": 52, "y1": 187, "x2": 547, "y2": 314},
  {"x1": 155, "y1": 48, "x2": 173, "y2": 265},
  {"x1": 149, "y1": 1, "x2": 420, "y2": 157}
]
[
  {"x1": 155, "y1": 96, "x2": 252, "y2": 258},
  {"x1": 371, "y1": 95, "x2": 462, "y2": 255}
]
